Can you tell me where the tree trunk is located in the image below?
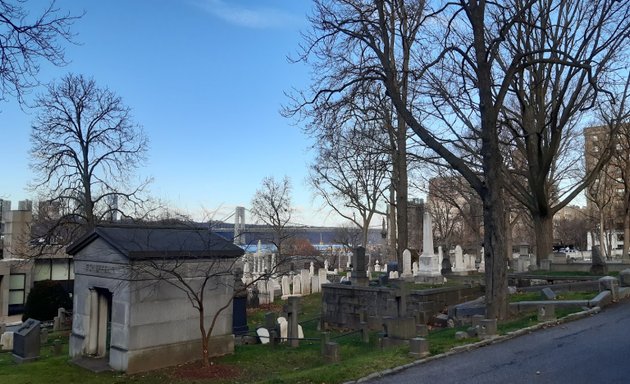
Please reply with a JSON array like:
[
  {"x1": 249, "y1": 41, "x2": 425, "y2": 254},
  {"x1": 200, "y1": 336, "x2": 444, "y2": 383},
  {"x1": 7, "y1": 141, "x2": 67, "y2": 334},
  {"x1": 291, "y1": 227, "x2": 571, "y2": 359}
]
[
  {"x1": 532, "y1": 213, "x2": 554, "y2": 266},
  {"x1": 599, "y1": 211, "x2": 608, "y2": 259},
  {"x1": 389, "y1": 185, "x2": 397, "y2": 262},
  {"x1": 481, "y1": 185, "x2": 508, "y2": 320},
  {"x1": 506, "y1": 210, "x2": 513, "y2": 267},
  {"x1": 199, "y1": 306, "x2": 210, "y2": 367},
  {"x1": 394, "y1": 115, "x2": 408, "y2": 267},
  {"x1": 624, "y1": 209, "x2": 630, "y2": 262}
]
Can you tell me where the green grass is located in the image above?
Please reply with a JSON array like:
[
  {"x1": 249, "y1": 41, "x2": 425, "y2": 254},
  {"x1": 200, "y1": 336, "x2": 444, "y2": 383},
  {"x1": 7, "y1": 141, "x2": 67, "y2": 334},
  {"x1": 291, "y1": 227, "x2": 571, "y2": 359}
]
[{"x1": 0, "y1": 291, "x2": 595, "y2": 384}]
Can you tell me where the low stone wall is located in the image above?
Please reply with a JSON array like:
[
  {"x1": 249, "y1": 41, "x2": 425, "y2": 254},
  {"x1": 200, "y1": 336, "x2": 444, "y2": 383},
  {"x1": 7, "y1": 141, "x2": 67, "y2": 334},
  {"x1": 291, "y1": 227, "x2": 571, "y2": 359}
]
[{"x1": 321, "y1": 283, "x2": 483, "y2": 331}]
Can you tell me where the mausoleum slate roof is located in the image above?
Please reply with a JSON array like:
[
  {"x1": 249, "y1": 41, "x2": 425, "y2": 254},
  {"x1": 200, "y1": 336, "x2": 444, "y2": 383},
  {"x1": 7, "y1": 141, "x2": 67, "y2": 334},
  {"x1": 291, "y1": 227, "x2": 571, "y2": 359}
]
[{"x1": 67, "y1": 225, "x2": 245, "y2": 259}]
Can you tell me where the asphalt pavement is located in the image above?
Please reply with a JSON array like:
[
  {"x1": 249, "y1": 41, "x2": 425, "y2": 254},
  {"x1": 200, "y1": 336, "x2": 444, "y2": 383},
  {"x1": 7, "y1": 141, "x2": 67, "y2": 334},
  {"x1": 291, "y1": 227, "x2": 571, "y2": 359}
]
[{"x1": 364, "y1": 301, "x2": 630, "y2": 384}]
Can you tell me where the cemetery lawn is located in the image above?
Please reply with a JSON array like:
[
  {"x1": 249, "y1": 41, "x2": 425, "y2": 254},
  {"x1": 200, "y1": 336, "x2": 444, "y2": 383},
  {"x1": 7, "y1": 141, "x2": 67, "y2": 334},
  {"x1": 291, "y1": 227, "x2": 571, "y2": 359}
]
[{"x1": 0, "y1": 292, "x2": 595, "y2": 384}]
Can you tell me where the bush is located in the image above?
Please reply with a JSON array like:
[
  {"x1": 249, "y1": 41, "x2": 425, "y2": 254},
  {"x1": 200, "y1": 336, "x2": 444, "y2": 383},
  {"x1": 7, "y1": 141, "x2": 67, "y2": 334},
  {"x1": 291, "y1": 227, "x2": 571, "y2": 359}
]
[{"x1": 22, "y1": 280, "x2": 72, "y2": 321}]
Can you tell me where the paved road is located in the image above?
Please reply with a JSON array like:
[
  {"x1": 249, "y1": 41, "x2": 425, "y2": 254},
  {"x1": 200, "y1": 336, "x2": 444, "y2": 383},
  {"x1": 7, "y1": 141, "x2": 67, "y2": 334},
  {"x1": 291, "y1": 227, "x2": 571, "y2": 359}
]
[{"x1": 367, "y1": 302, "x2": 630, "y2": 384}]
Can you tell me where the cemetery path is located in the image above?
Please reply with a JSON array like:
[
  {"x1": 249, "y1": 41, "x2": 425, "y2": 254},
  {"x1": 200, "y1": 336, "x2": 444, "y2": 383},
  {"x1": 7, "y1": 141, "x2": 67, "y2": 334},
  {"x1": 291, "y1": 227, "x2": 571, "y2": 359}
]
[{"x1": 366, "y1": 301, "x2": 630, "y2": 384}]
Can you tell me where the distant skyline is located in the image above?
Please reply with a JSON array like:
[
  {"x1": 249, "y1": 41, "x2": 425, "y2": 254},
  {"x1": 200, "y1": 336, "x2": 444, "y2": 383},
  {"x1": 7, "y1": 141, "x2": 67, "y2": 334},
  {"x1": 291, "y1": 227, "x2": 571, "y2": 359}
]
[{"x1": 1, "y1": 0, "x2": 351, "y2": 227}]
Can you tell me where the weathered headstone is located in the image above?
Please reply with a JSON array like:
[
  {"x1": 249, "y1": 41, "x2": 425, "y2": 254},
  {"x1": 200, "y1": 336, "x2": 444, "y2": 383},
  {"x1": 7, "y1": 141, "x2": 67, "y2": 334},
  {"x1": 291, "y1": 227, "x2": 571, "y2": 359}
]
[
  {"x1": 324, "y1": 342, "x2": 340, "y2": 362},
  {"x1": 301, "y1": 269, "x2": 312, "y2": 295},
  {"x1": 256, "y1": 327, "x2": 271, "y2": 345},
  {"x1": 599, "y1": 276, "x2": 619, "y2": 301},
  {"x1": 277, "y1": 316, "x2": 288, "y2": 342},
  {"x1": 292, "y1": 275, "x2": 302, "y2": 296},
  {"x1": 538, "y1": 304, "x2": 556, "y2": 322},
  {"x1": 619, "y1": 269, "x2": 630, "y2": 287},
  {"x1": 311, "y1": 275, "x2": 320, "y2": 293},
  {"x1": 409, "y1": 337, "x2": 429, "y2": 358},
  {"x1": 1, "y1": 331, "x2": 14, "y2": 351},
  {"x1": 541, "y1": 287, "x2": 556, "y2": 300},
  {"x1": 281, "y1": 275, "x2": 291, "y2": 298},
  {"x1": 233, "y1": 268, "x2": 249, "y2": 335},
  {"x1": 318, "y1": 267, "x2": 328, "y2": 286},
  {"x1": 477, "y1": 319, "x2": 497, "y2": 340},
  {"x1": 402, "y1": 249, "x2": 413, "y2": 277},
  {"x1": 12, "y1": 318, "x2": 41, "y2": 363},
  {"x1": 351, "y1": 247, "x2": 369, "y2": 286}
]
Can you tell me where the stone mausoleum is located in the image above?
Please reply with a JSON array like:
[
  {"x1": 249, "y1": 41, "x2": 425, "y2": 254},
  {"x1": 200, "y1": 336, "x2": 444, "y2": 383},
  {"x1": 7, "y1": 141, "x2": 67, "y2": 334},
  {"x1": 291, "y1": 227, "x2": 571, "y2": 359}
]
[{"x1": 66, "y1": 225, "x2": 244, "y2": 373}]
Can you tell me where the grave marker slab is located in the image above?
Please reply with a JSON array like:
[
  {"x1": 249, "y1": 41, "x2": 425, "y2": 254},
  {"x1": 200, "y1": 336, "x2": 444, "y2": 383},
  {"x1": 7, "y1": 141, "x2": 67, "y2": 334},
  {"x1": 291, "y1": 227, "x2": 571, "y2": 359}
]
[{"x1": 12, "y1": 318, "x2": 41, "y2": 363}]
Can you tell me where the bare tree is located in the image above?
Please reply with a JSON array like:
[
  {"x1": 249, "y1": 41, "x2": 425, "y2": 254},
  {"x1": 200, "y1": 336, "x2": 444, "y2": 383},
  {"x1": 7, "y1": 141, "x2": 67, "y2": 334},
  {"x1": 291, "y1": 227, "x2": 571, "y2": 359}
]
[
  {"x1": 250, "y1": 176, "x2": 294, "y2": 259},
  {"x1": 30, "y1": 73, "x2": 150, "y2": 244},
  {"x1": 0, "y1": 0, "x2": 79, "y2": 102},
  {"x1": 290, "y1": 0, "x2": 630, "y2": 319},
  {"x1": 498, "y1": 0, "x2": 630, "y2": 265},
  {"x1": 309, "y1": 123, "x2": 390, "y2": 247}
]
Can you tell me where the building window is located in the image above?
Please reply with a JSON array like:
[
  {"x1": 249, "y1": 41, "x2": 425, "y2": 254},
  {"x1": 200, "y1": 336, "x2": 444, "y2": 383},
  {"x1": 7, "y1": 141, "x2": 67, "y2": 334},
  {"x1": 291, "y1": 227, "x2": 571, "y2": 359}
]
[{"x1": 8, "y1": 273, "x2": 26, "y2": 315}]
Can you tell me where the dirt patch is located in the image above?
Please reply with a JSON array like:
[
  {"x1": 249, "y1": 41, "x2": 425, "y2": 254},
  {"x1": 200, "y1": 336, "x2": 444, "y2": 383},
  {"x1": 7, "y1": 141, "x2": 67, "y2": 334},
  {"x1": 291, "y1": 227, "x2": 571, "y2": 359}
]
[{"x1": 171, "y1": 361, "x2": 241, "y2": 380}]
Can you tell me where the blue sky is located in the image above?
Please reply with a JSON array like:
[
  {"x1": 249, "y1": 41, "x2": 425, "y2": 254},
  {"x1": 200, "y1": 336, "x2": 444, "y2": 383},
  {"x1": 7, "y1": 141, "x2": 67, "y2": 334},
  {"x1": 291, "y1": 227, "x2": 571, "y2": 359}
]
[{"x1": 1, "y1": 0, "x2": 343, "y2": 226}]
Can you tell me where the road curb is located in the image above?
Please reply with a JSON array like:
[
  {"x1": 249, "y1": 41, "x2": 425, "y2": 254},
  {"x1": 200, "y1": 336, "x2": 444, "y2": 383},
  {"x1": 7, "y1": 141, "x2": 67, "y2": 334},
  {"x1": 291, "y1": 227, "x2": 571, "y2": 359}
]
[{"x1": 344, "y1": 305, "x2": 604, "y2": 384}]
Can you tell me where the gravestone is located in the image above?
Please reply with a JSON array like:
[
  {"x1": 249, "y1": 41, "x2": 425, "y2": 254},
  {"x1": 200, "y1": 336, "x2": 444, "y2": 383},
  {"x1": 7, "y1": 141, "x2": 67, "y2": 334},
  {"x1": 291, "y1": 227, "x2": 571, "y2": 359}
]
[
  {"x1": 301, "y1": 270, "x2": 312, "y2": 295},
  {"x1": 292, "y1": 275, "x2": 302, "y2": 296},
  {"x1": 538, "y1": 304, "x2": 556, "y2": 322},
  {"x1": 12, "y1": 319, "x2": 41, "y2": 363},
  {"x1": 266, "y1": 279, "x2": 276, "y2": 303},
  {"x1": 619, "y1": 269, "x2": 630, "y2": 287},
  {"x1": 311, "y1": 275, "x2": 320, "y2": 294},
  {"x1": 541, "y1": 287, "x2": 556, "y2": 300},
  {"x1": 324, "y1": 342, "x2": 340, "y2": 362},
  {"x1": 277, "y1": 316, "x2": 288, "y2": 342},
  {"x1": 409, "y1": 337, "x2": 429, "y2": 358},
  {"x1": 1, "y1": 331, "x2": 14, "y2": 351},
  {"x1": 256, "y1": 327, "x2": 271, "y2": 344},
  {"x1": 233, "y1": 269, "x2": 249, "y2": 336},
  {"x1": 402, "y1": 249, "x2": 413, "y2": 277},
  {"x1": 453, "y1": 245, "x2": 465, "y2": 272},
  {"x1": 477, "y1": 319, "x2": 497, "y2": 340},
  {"x1": 599, "y1": 276, "x2": 619, "y2": 301},
  {"x1": 318, "y1": 268, "x2": 328, "y2": 288},
  {"x1": 351, "y1": 247, "x2": 369, "y2": 286},
  {"x1": 281, "y1": 275, "x2": 291, "y2": 298}
]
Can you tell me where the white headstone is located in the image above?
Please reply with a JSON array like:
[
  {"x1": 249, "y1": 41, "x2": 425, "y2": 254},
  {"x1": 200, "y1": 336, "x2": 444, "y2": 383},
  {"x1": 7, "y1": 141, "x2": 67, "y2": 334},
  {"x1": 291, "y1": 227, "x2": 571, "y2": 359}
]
[
  {"x1": 257, "y1": 327, "x2": 270, "y2": 344},
  {"x1": 412, "y1": 261, "x2": 419, "y2": 275},
  {"x1": 292, "y1": 275, "x2": 302, "y2": 295},
  {"x1": 453, "y1": 245, "x2": 465, "y2": 272},
  {"x1": 311, "y1": 275, "x2": 320, "y2": 293},
  {"x1": 277, "y1": 317, "x2": 288, "y2": 341},
  {"x1": 267, "y1": 280, "x2": 275, "y2": 303},
  {"x1": 0, "y1": 331, "x2": 13, "y2": 350},
  {"x1": 258, "y1": 280, "x2": 269, "y2": 305},
  {"x1": 402, "y1": 249, "x2": 412, "y2": 277},
  {"x1": 281, "y1": 275, "x2": 291, "y2": 298},
  {"x1": 324, "y1": 259, "x2": 329, "y2": 271},
  {"x1": 374, "y1": 260, "x2": 381, "y2": 272},
  {"x1": 301, "y1": 269, "x2": 312, "y2": 295},
  {"x1": 309, "y1": 262, "x2": 315, "y2": 276},
  {"x1": 318, "y1": 268, "x2": 328, "y2": 287}
]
